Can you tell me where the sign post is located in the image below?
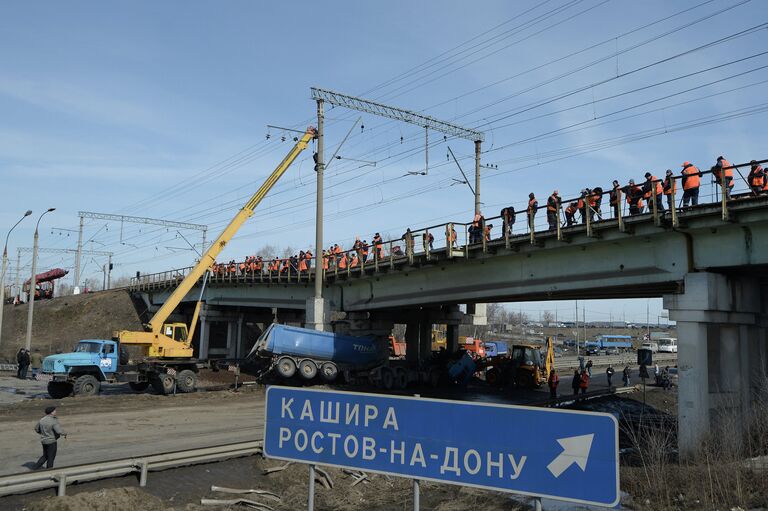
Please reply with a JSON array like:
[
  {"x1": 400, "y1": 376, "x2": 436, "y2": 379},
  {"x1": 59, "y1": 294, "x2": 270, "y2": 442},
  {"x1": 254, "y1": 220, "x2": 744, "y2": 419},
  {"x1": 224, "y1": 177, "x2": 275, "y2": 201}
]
[{"x1": 264, "y1": 387, "x2": 620, "y2": 508}]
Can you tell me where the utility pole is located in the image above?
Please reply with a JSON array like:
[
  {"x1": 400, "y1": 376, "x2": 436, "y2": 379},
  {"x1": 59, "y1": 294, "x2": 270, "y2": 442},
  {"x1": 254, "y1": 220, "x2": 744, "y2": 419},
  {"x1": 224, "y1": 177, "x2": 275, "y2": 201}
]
[
  {"x1": 14, "y1": 249, "x2": 21, "y2": 298},
  {"x1": 646, "y1": 299, "x2": 651, "y2": 340},
  {"x1": 474, "y1": 140, "x2": 482, "y2": 215},
  {"x1": 314, "y1": 99, "x2": 325, "y2": 302},
  {"x1": 583, "y1": 305, "x2": 587, "y2": 344},
  {"x1": 0, "y1": 210, "x2": 32, "y2": 352},
  {"x1": 74, "y1": 215, "x2": 84, "y2": 294},
  {"x1": 26, "y1": 208, "x2": 55, "y2": 350},
  {"x1": 575, "y1": 300, "x2": 579, "y2": 355},
  {"x1": 107, "y1": 254, "x2": 112, "y2": 290}
]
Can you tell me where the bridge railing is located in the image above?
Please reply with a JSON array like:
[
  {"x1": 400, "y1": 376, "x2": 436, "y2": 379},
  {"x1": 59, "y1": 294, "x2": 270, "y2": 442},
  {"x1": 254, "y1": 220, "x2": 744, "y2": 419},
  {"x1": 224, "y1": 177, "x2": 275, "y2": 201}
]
[{"x1": 130, "y1": 158, "x2": 767, "y2": 291}]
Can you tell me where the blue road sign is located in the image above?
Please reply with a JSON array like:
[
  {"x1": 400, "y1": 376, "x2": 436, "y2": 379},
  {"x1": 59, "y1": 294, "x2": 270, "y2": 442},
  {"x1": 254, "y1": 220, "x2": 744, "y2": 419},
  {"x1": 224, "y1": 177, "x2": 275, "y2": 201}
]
[{"x1": 264, "y1": 387, "x2": 619, "y2": 507}]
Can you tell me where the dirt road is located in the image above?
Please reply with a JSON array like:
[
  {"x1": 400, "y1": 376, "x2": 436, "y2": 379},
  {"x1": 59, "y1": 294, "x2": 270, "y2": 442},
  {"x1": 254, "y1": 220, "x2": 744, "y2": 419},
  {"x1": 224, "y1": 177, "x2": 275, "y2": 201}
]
[{"x1": 0, "y1": 387, "x2": 263, "y2": 476}]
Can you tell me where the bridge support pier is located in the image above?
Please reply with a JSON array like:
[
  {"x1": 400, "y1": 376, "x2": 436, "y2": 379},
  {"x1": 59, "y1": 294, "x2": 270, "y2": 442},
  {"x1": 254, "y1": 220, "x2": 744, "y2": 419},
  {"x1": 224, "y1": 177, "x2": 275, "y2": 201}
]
[
  {"x1": 664, "y1": 272, "x2": 768, "y2": 458},
  {"x1": 305, "y1": 297, "x2": 330, "y2": 332}
]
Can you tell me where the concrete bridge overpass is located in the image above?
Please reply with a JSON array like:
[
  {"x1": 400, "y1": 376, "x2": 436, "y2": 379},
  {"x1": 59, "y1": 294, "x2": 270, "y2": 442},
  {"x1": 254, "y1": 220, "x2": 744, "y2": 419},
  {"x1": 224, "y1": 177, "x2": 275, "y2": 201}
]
[{"x1": 130, "y1": 194, "x2": 768, "y2": 456}]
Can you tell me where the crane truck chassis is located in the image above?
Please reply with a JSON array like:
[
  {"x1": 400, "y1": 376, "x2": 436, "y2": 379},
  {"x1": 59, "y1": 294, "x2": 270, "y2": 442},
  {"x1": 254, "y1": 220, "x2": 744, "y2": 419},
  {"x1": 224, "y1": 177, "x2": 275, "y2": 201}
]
[{"x1": 41, "y1": 127, "x2": 317, "y2": 397}]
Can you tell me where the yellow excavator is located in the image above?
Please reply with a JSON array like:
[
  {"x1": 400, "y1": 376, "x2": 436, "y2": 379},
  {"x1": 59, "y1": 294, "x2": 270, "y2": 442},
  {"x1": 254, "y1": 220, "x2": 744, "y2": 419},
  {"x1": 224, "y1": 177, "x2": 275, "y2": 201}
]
[{"x1": 42, "y1": 127, "x2": 316, "y2": 398}]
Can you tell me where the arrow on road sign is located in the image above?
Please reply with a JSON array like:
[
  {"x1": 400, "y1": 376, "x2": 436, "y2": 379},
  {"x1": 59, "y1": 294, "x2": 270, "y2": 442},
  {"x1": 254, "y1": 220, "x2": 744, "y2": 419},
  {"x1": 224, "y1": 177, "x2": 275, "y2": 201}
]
[{"x1": 546, "y1": 434, "x2": 594, "y2": 478}]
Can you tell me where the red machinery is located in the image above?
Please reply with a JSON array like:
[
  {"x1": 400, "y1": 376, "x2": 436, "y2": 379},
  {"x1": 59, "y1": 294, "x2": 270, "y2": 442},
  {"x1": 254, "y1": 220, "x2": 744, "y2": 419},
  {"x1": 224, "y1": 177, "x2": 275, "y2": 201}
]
[{"x1": 24, "y1": 268, "x2": 69, "y2": 300}]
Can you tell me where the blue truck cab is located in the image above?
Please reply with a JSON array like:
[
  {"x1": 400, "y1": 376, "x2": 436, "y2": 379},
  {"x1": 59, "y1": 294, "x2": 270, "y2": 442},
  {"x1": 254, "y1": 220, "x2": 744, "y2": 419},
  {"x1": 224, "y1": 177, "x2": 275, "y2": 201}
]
[{"x1": 43, "y1": 339, "x2": 120, "y2": 398}]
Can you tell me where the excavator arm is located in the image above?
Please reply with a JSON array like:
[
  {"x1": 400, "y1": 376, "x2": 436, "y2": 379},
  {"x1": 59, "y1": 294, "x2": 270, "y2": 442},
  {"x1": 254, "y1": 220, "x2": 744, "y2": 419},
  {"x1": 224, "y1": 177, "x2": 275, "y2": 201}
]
[{"x1": 116, "y1": 126, "x2": 317, "y2": 357}]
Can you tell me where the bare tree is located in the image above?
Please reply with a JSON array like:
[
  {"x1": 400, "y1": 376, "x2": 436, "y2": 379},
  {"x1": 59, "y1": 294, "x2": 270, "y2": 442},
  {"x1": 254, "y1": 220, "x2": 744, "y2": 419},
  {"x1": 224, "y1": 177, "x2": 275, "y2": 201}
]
[{"x1": 542, "y1": 311, "x2": 555, "y2": 326}]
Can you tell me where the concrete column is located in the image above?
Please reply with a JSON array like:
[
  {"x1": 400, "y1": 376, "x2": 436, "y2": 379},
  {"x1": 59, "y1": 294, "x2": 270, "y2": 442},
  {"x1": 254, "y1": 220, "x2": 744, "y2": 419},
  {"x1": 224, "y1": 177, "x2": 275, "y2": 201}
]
[
  {"x1": 235, "y1": 314, "x2": 244, "y2": 358},
  {"x1": 419, "y1": 320, "x2": 431, "y2": 362},
  {"x1": 446, "y1": 324, "x2": 459, "y2": 353},
  {"x1": 198, "y1": 306, "x2": 209, "y2": 360},
  {"x1": 305, "y1": 297, "x2": 329, "y2": 332},
  {"x1": 664, "y1": 272, "x2": 764, "y2": 457}
]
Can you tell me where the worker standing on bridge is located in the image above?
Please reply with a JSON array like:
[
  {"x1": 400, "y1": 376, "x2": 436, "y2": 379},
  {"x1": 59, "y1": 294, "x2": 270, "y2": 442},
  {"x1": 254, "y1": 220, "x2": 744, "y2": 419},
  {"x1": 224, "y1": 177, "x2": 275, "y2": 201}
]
[
  {"x1": 609, "y1": 181, "x2": 621, "y2": 218},
  {"x1": 681, "y1": 161, "x2": 702, "y2": 207},
  {"x1": 663, "y1": 170, "x2": 676, "y2": 210},
  {"x1": 546, "y1": 190, "x2": 561, "y2": 231},
  {"x1": 643, "y1": 173, "x2": 664, "y2": 212},
  {"x1": 32, "y1": 406, "x2": 66, "y2": 470},
  {"x1": 527, "y1": 193, "x2": 538, "y2": 232},
  {"x1": 547, "y1": 369, "x2": 559, "y2": 400},
  {"x1": 564, "y1": 202, "x2": 577, "y2": 227},
  {"x1": 622, "y1": 365, "x2": 631, "y2": 387},
  {"x1": 372, "y1": 233, "x2": 383, "y2": 261},
  {"x1": 591, "y1": 187, "x2": 603, "y2": 220},
  {"x1": 748, "y1": 160, "x2": 765, "y2": 194},
  {"x1": 625, "y1": 180, "x2": 644, "y2": 215},
  {"x1": 577, "y1": 190, "x2": 587, "y2": 224},
  {"x1": 501, "y1": 207, "x2": 515, "y2": 237},
  {"x1": 606, "y1": 364, "x2": 615, "y2": 387},
  {"x1": 402, "y1": 228, "x2": 414, "y2": 256},
  {"x1": 713, "y1": 156, "x2": 734, "y2": 199}
]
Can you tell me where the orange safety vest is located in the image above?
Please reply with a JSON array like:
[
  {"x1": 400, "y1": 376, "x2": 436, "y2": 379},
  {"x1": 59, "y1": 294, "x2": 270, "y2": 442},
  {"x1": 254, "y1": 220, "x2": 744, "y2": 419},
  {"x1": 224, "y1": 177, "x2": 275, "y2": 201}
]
[
  {"x1": 577, "y1": 198, "x2": 585, "y2": 209},
  {"x1": 338, "y1": 254, "x2": 348, "y2": 269},
  {"x1": 350, "y1": 254, "x2": 359, "y2": 268},
  {"x1": 298, "y1": 258, "x2": 307, "y2": 272},
  {"x1": 714, "y1": 159, "x2": 734, "y2": 184},
  {"x1": 588, "y1": 193, "x2": 598, "y2": 208},
  {"x1": 527, "y1": 198, "x2": 537, "y2": 213},
  {"x1": 644, "y1": 176, "x2": 662, "y2": 198},
  {"x1": 683, "y1": 165, "x2": 700, "y2": 190},
  {"x1": 546, "y1": 195, "x2": 559, "y2": 212},
  {"x1": 663, "y1": 176, "x2": 676, "y2": 195}
]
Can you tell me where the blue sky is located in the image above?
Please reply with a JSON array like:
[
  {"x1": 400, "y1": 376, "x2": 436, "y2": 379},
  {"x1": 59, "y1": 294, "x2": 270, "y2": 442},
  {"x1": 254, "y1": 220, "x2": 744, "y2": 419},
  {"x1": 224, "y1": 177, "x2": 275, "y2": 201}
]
[{"x1": 1, "y1": 0, "x2": 766, "y2": 322}]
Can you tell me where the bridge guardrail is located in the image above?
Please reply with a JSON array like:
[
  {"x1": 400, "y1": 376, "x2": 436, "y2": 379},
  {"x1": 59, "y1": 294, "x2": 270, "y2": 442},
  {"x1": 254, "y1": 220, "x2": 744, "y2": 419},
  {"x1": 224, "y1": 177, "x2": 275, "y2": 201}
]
[{"x1": 129, "y1": 158, "x2": 768, "y2": 292}]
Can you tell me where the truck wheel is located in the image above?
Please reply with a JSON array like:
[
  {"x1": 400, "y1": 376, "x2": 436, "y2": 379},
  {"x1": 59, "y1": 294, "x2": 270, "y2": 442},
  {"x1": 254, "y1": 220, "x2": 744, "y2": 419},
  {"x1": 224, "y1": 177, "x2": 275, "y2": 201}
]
[
  {"x1": 128, "y1": 382, "x2": 149, "y2": 392},
  {"x1": 47, "y1": 382, "x2": 73, "y2": 399},
  {"x1": 299, "y1": 359, "x2": 318, "y2": 380},
  {"x1": 73, "y1": 375, "x2": 100, "y2": 397},
  {"x1": 276, "y1": 357, "x2": 296, "y2": 378},
  {"x1": 320, "y1": 362, "x2": 339, "y2": 382},
  {"x1": 151, "y1": 374, "x2": 175, "y2": 395},
  {"x1": 381, "y1": 368, "x2": 394, "y2": 390},
  {"x1": 394, "y1": 367, "x2": 408, "y2": 389},
  {"x1": 176, "y1": 370, "x2": 197, "y2": 393}
]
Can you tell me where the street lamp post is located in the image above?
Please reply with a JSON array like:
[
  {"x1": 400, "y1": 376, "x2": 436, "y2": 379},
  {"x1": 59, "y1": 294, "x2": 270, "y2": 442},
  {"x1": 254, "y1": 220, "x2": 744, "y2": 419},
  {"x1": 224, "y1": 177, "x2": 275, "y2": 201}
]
[
  {"x1": 25, "y1": 208, "x2": 55, "y2": 351},
  {"x1": 0, "y1": 210, "x2": 33, "y2": 352}
]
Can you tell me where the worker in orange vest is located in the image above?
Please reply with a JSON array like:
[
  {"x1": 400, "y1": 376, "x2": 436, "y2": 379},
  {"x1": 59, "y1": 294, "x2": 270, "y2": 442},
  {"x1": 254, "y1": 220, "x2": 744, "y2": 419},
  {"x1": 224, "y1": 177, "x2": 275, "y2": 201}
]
[
  {"x1": 625, "y1": 180, "x2": 644, "y2": 215},
  {"x1": 548, "y1": 369, "x2": 559, "y2": 400},
  {"x1": 527, "y1": 193, "x2": 538, "y2": 231},
  {"x1": 372, "y1": 233, "x2": 383, "y2": 260},
  {"x1": 681, "y1": 161, "x2": 702, "y2": 207},
  {"x1": 338, "y1": 252, "x2": 348, "y2": 270},
  {"x1": 564, "y1": 202, "x2": 577, "y2": 227},
  {"x1": 748, "y1": 160, "x2": 765, "y2": 194},
  {"x1": 713, "y1": 156, "x2": 735, "y2": 199},
  {"x1": 609, "y1": 181, "x2": 622, "y2": 218},
  {"x1": 643, "y1": 172, "x2": 664, "y2": 212},
  {"x1": 297, "y1": 251, "x2": 308, "y2": 273},
  {"x1": 590, "y1": 187, "x2": 603, "y2": 220},
  {"x1": 662, "y1": 169, "x2": 676, "y2": 210},
  {"x1": 546, "y1": 190, "x2": 560, "y2": 231},
  {"x1": 576, "y1": 190, "x2": 588, "y2": 224},
  {"x1": 446, "y1": 224, "x2": 457, "y2": 248}
]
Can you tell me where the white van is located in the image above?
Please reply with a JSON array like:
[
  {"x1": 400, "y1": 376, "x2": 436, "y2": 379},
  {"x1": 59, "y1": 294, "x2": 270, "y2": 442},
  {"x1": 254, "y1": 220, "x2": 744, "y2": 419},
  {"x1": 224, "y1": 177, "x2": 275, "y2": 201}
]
[
  {"x1": 641, "y1": 342, "x2": 659, "y2": 353},
  {"x1": 657, "y1": 338, "x2": 677, "y2": 353}
]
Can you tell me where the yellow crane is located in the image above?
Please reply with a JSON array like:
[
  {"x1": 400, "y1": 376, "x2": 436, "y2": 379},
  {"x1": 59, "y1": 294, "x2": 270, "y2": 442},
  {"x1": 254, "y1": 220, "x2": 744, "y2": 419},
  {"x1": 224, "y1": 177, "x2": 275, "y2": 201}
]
[{"x1": 113, "y1": 126, "x2": 317, "y2": 392}]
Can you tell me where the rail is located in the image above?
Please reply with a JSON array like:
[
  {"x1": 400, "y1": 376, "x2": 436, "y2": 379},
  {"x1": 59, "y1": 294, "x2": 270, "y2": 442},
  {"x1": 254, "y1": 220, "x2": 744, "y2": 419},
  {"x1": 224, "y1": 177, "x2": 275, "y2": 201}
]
[
  {"x1": 130, "y1": 158, "x2": 768, "y2": 292},
  {"x1": 0, "y1": 440, "x2": 262, "y2": 497},
  {"x1": 553, "y1": 352, "x2": 677, "y2": 370}
]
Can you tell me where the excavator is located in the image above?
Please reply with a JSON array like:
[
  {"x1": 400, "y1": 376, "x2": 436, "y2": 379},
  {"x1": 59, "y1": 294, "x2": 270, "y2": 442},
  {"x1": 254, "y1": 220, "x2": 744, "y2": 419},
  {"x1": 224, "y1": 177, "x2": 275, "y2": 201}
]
[
  {"x1": 482, "y1": 337, "x2": 555, "y2": 389},
  {"x1": 42, "y1": 127, "x2": 317, "y2": 398}
]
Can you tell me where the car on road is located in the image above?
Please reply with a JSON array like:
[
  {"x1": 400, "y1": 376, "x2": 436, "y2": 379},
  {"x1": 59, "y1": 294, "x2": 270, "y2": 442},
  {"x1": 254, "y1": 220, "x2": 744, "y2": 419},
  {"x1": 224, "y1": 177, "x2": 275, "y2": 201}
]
[
  {"x1": 586, "y1": 347, "x2": 600, "y2": 356},
  {"x1": 603, "y1": 347, "x2": 620, "y2": 355},
  {"x1": 640, "y1": 342, "x2": 659, "y2": 353}
]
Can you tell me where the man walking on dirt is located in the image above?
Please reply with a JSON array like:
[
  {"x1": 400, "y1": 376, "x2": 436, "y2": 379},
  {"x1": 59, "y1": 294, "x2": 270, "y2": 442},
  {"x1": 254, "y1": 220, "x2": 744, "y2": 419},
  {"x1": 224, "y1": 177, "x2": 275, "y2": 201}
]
[{"x1": 32, "y1": 406, "x2": 66, "y2": 469}]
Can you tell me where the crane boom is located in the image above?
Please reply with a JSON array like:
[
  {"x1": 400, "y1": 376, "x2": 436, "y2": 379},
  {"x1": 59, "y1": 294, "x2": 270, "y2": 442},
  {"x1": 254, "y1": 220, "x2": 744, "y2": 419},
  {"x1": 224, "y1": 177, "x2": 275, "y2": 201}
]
[{"x1": 116, "y1": 126, "x2": 316, "y2": 358}]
